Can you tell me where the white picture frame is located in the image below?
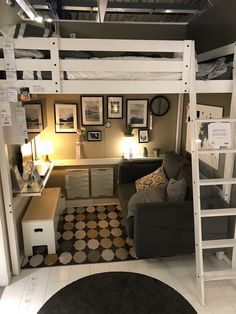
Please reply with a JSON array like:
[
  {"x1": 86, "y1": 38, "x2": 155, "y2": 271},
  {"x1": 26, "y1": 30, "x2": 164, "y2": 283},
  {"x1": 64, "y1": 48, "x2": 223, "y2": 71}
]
[
  {"x1": 81, "y1": 96, "x2": 104, "y2": 126},
  {"x1": 54, "y1": 103, "x2": 78, "y2": 133},
  {"x1": 127, "y1": 99, "x2": 148, "y2": 128}
]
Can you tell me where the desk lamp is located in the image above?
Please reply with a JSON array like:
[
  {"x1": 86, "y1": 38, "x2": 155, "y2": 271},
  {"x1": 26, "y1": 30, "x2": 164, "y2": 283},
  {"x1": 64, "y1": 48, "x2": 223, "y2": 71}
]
[{"x1": 41, "y1": 140, "x2": 54, "y2": 163}]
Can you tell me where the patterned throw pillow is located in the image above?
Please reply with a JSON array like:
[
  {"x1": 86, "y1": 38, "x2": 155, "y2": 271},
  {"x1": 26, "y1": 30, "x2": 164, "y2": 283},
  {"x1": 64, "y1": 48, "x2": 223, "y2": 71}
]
[{"x1": 135, "y1": 166, "x2": 168, "y2": 192}]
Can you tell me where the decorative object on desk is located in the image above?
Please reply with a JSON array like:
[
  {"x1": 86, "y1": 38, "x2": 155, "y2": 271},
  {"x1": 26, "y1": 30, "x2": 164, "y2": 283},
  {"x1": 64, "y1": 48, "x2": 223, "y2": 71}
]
[
  {"x1": 23, "y1": 103, "x2": 44, "y2": 133},
  {"x1": 127, "y1": 99, "x2": 148, "y2": 128},
  {"x1": 149, "y1": 95, "x2": 170, "y2": 116},
  {"x1": 40, "y1": 140, "x2": 54, "y2": 163},
  {"x1": 124, "y1": 123, "x2": 133, "y2": 137},
  {"x1": 22, "y1": 204, "x2": 136, "y2": 269},
  {"x1": 87, "y1": 130, "x2": 102, "y2": 142},
  {"x1": 142, "y1": 147, "x2": 148, "y2": 157},
  {"x1": 76, "y1": 127, "x2": 86, "y2": 159},
  {"x1": 107, "y1": 96, "x2": 123, "y2": 119},
  {"x1": 10, "y1": 165, "x2": 25, "y2": 191},
  {"x1": 81, "y1": 96, "x2": 104, "y2": 126},
  {"x1": 138, "y1": 129, "x2": 149, "y2": 143},
  {"x1": 153, "y1": 148, "x2": 161, "y2": 157},
  {"x1": 54, "y1": 103, "x2": 78, "y2": 133}
]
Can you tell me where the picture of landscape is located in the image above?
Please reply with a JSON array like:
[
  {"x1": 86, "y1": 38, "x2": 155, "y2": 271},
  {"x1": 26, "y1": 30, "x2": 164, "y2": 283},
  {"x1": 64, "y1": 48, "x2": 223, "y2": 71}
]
[
  {"x1": 81, "y1": 96, "x2": 104, "y2": 126},
  {"x1": 54, "y1": 103, "x2": 78, "y2": 133},
  {"x1": 24, "y1": 103, "x2": 43, "y2": 133}
]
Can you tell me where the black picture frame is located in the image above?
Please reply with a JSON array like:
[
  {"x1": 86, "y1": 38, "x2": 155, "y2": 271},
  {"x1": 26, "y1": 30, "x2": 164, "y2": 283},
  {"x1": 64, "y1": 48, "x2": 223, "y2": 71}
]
[
  {"x1": 87, "y1": 130, "x2": 102, "y2": 142},
  {"x1": 107, "y1": 96, "x2": 123, "y2": 119},
  {"x1": 126, "y1": 99, "x2": 148, "y2": 128},
  {"x1": 81, "y1": 96, "x2": 104, "y2": 126},
  {"x1": 24, "y1": 103, "x2": 44, "y2": 133},
  {"x1": 138, "y1": 129, "x2": 149, "y2": 143},
  {"x1": 54, "y1": 103, "x2": 78, "y2": 133}
]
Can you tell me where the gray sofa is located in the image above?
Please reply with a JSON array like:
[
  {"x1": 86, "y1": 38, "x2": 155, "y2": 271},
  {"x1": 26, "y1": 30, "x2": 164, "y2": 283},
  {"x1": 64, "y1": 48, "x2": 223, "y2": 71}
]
[{"x1": 118, "y1": 152, "x2": 228, "y2": 258}]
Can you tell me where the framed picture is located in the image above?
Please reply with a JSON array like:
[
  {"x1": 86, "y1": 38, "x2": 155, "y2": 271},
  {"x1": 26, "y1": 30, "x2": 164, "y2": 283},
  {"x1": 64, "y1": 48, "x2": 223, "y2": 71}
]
[
  {"x1": 87, "y1": 130, "x2": 102, "y2": 142},
  {"x1": 54, "y1": 103, "x2": 78, "y2": 133},
  {"x1": 107, "y1": 96, "x2": 123, "y2": 119},
  {"x1": 81, "y1": 96, "x2": 104, "y2": 126},
  {"x1": 24, "y1": 103, "x2": 43, "y2": 133},
  {"x1": 127, "y1": 99, "x2": 148, "y2": 128},
  {"x1": 138, "y1": 129, "x2": 149, "y2": 143}
]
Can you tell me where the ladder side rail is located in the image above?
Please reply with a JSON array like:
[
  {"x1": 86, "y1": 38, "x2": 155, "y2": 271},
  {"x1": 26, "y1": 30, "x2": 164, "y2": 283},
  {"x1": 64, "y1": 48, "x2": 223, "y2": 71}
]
[
  {"x1": 222, "y1": 42, "x2": 236, "y2": 204},
  {"x1": 228, "y1": 42, "x2": 236, "y2": 268},
  {"x1": 189, "y1": 41, "x2": 205, "y2": 306}
]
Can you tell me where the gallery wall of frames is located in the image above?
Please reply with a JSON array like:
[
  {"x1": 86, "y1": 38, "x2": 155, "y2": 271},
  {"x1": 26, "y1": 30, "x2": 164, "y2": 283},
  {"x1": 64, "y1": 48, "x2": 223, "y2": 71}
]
[{"x1": 27, "y1": 93, "x2": 179, "y2": 159}]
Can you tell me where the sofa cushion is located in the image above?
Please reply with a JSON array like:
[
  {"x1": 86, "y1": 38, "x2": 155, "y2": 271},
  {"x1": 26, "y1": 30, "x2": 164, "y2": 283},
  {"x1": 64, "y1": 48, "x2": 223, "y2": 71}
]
[
  {"x1": 135, "y1": 166, "x2": 167, "y2": 192},
  {"x1": 167, "y1": 177, "x2": 187, "y2": 202},
  {"x1": 118, "y1": 183, "x2": 136, "y2": 218},
  {"x1": 163, "y1": 152, "x2": 188, "y2": 179},
  {"x1": 177, "y1": 163, "x2": 192, "y2": 200},
  {"x1": 128, "y1": 182, "x2": 167, "y2": 218}
]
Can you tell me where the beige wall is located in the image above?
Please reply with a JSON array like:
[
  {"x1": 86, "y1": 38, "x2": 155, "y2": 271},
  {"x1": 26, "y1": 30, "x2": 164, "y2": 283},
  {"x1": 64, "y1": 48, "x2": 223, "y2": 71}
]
[{"x1": 38, "y1": 94, "x2": 179, "y2": 160}]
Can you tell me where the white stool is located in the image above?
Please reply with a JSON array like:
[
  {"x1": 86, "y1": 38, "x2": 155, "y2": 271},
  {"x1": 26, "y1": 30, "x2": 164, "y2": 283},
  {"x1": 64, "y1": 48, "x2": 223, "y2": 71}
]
[{"x1": 22, "y1": 188, "x2": 61, "y2": 256}]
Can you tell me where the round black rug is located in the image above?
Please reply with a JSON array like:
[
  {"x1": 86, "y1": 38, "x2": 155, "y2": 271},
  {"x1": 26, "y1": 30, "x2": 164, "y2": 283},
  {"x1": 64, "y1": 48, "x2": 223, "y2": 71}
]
[{"x1": 38, "y1": 272, "x2": 197, "y2": 314}]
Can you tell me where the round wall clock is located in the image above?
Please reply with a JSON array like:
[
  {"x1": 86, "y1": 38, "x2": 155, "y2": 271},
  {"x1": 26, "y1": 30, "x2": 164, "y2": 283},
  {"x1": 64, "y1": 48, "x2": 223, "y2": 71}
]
[{"x1": 149, "y1": 96, "x2": 170, "y2": 116}]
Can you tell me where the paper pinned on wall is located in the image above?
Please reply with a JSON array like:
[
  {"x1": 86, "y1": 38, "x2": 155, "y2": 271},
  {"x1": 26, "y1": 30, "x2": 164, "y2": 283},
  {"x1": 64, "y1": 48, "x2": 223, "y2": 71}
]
[
  {"x1": 3, "y1": 43, "x2": 16, "y2": 72},
  {"x1": 0, "y1": 90, "x2": 12, "y2": 125},
  {"x1": 7, "y1": 88, "x2": 18, "y2": 102},
  {"x1": 208, "y1": 123, "x2": 231, "y2": 147},
  {"x1": 16, "y1": 107, "x2": 27, "y2": 137}
]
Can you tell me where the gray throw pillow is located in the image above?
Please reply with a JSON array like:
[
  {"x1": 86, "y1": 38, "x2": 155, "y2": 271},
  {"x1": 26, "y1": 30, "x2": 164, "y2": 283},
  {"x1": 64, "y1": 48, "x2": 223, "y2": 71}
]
[
  {"x1": 127, "y1": 182, "x2": 167, "y2": 218},
  {"x1": 166, "y1": 177, "x2": 186, "y2": 202}
]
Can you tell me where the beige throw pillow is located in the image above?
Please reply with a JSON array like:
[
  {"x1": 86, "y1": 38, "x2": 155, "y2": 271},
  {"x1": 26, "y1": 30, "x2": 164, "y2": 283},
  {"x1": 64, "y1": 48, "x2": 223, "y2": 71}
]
[{"x1": 135, "y1": 166, "x2": 168, "y2": 192}]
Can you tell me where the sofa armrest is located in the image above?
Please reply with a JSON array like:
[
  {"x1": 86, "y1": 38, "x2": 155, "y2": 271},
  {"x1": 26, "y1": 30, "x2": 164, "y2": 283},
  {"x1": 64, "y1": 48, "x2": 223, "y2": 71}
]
[{"x1": 134, "y1": 201, "x2": 195, "y2": 258}]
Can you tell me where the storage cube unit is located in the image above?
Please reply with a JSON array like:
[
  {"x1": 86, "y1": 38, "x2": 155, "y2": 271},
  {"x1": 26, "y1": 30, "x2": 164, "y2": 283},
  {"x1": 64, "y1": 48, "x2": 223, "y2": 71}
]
[
  {"x1": 22, "y1": 188, "x2": 61, "y2": 257},
  {"x1": 91, "y1": 168, "x2": 114, "y2": 197},
  {"x1": 65, "y1": 169, "x2": 89, "y2": 199}
]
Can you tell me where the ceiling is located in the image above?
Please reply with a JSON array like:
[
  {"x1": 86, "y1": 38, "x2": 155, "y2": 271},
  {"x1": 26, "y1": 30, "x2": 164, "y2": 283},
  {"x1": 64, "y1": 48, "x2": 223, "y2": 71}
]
[{"x1": 8, "y1": 0, "x2": 220, "y2": 25}]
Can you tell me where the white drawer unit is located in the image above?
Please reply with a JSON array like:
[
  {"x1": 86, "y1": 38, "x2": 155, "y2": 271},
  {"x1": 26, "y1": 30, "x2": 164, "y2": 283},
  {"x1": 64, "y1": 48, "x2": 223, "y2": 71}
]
[
  {"x1": 65, "y1": 169, "x2": 89, "y2": 199},
  {"x1": 91, "y1": 168, "x2": 114, "y2": 197}
]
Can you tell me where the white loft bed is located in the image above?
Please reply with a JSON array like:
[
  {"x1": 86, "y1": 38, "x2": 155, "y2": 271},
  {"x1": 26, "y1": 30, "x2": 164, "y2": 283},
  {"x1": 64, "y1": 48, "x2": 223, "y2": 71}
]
[{"x1": 0, "y1": 36, "x2": 234, "y2": 95}]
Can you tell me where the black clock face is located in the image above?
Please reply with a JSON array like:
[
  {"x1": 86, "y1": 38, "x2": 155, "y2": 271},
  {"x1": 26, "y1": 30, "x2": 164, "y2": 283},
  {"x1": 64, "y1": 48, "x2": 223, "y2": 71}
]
[{"x1": 149, "y1": 96, "x2": 170, "y2": 116}]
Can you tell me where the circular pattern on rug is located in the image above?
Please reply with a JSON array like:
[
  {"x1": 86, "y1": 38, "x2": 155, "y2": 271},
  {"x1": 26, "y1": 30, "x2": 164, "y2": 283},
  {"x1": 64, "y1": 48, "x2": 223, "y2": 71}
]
[
  {"x1": 97, "y1": 212, "x2": 107, "y2": 220},
  {"x1": 75, "y1": 230, "x2": 86, "y2": 240},
  {"x1": 98, "y1": 220, "x2": 109, "y2": 228},
  {"x1": 87, "y1": 229, "x2": 98, "y2": 239},
  {"x1": 87, "y1": 239, "x2": 99, "y2": 250},
  {"x1": 101, "y1": 238, "x2": 112, "y2": 249},
  {"x1": 74, "y1": 240, "x2": 86, "y2": 251},
  {"x1": 66, "y1": 207, "x2": 75, "y2": 214},
  {"x1": 63, "y1": 222, "x2": 74, "y2": 231},
  {"x1": 97, "y1": 205, "x2": 106, "y2": 212},
  {"x1": 76, "y1": 213, "x2": 86, "y2": 221},
  {"x1": 87, "y1": 213, "x2": 97, "y2": 221},
  {"x1": 44, "y1": 254, "x2": 58, "y2": 266},
  {"x1": 111, "y1": 227, "x2": 122, "y2": 237},
  {"x1": 87, "y1": 221, "x2": 97, "y2": 229},
  {"x1": 108, "y1": 211, "x2": 118, "y2": 219},
  {"x1": 73, "y1": 251, "x2": 86, "y2": 263},
  {"x1": 115, "y1": 248, "x2": 128, "y2": 260},
  {"x1": 59, "y1": 252, "x2": 72, "y2": 264},
  {"x1": 109, "y1": 219, "x2": 120, "y2": 228},
  {"x1": 75, "y1": 221, "x2": 86, "y2": 230},
  {"x1": 62, "y1": 231, "x2": 73, "y2": 240},
  {"x1": 113, "y1": 237, "x2": 125, "y2": 248},
  {"x1": 64, "y1": 214, "x2": 74, "y2": 222},
  {"x1": 99, "y1": 228, "x2": 110, "y2": 238},
  {"x1": 38, "y1": 272, "x2": 197, "y2": 314},
  {"x1": 29, "y1": 254, "x2": 43, "y2": 267},
  {"x1": 101, "y1": 249, "x2": 114, "y2": 261},
  {"x1": 60, "y1": 241, "x2": 74, "y2": 252},
  {"x1": 76, "y1": 207, "x2": 85, "y2": 213},
  {"x1": 86, "y1": 206, "x2": 95, "y2": 213},
  {"x1": 87, "y1": 250, "x2": 100, "y2": 262}
]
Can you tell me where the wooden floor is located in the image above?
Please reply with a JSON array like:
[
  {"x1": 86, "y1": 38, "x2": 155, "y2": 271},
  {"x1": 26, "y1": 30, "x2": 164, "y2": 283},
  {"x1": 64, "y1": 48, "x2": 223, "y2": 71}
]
[{"x1": 1, "y1": 254, "x2": 236, "y2": 313}]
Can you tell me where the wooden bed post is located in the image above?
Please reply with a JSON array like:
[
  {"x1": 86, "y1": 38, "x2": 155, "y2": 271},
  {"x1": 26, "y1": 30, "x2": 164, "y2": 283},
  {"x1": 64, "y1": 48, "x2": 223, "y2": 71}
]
[{"x1": 175, "y1": 93, "x2": 184, "y2": 154}]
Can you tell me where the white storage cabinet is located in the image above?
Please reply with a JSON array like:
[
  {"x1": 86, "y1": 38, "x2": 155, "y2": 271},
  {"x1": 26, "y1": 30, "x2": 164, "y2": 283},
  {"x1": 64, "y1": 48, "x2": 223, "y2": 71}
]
[
  {"x1": 65, "y1": 169, "x2": 89, "y2": 199},
  {"x1": 91, "y1": 168, "x2": 114, "y2": 197}
]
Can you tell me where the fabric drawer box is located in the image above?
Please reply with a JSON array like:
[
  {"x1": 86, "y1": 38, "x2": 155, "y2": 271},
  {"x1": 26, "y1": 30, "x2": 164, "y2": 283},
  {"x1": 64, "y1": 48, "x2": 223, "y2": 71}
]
[
  {"x1": 65, "y1": 169, "x2": 89, "y2": 198},
  {"x1": 91, "y1": 168, "x2": 114, "y2": 197}
]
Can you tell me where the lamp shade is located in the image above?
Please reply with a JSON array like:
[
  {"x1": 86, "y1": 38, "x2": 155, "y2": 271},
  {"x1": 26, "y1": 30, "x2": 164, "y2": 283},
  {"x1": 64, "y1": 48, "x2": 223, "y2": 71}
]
[{"x1": 41, "y1": 140, "x2": 54, "y2": 155}]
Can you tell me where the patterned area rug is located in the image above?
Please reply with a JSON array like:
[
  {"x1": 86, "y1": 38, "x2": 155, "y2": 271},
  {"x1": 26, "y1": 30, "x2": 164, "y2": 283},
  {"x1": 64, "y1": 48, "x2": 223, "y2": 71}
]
[{"x1": 22, "y1": 204, "x2": 137, "y2": 268}]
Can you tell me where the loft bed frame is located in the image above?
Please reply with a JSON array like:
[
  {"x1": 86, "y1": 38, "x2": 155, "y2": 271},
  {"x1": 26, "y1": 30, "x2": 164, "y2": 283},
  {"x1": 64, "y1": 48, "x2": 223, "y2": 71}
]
[{"x1": 0, "y1": 37, "x2": 235, "y2": 305}]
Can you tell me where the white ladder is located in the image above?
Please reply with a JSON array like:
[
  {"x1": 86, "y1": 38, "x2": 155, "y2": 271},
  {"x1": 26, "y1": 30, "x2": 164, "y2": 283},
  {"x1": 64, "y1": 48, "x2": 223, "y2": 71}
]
[{"x1": 189, "y1": 42, "x2": 236, "y2": 305}]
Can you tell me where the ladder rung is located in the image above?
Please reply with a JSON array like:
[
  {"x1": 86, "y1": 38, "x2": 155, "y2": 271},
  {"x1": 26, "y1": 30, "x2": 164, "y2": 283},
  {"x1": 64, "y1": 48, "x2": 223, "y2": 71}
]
[
  {"x1": 204, "y1": 270, "x2": 236, "y2": 282},
  {"x1": 201, "y1": 208, "x2": 236, "y2": 217},
  {"x1": 202, "y1": 239, "x2": 236, "y2": 249},
  {"x1": 198, "y1": 148, "x2": 236, "y2": 154},
  {"x1": 196, "y1": 118, "x2": 236, "y2": 123},
  {"x1": 199, "y1": 178, "x2": 236, "y2": 186}
]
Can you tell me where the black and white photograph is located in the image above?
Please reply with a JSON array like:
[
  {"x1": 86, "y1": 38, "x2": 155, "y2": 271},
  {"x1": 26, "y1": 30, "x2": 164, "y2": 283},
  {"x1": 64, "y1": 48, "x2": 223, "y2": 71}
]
[
  {"x1": 54, "y1": 103, "x2": 78, "y2": 133},
  {"x1": 107, "y1": 96, "x2": 123, "y2": 119},
  {"x1": 87, "y1": 130, "x2": 102, "y2": 141},
  {"x1": 81, "y1": 96, "x2": 104, "y2": 126},
  {"x1": 24, "y1": 103, "x2": 43, "y2": 133},
  {"x1": 127, "y1": 99, "x2": 148, "y2": 128},
  {"x1": 138, "y1": 129, "x2": 149, "y2": 143}
]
